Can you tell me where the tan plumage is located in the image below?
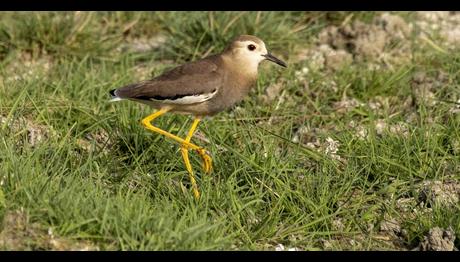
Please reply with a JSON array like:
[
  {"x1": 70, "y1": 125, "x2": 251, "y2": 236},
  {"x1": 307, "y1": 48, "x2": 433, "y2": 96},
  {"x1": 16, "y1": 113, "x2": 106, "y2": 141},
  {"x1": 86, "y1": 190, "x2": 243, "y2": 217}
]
[
  {"x1": 109, "y1": 35, "x2": 287, "y2": 199},
  {"x1": 110, "y1": 35, "x2": 286, "y2": 116}
]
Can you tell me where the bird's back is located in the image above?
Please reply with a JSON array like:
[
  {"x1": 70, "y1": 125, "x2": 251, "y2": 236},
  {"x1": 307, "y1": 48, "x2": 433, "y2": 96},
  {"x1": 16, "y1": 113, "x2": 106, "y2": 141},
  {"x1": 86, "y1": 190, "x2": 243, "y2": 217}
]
[
  {"x1": 110, "y1": 50, "x2": 260, "y2": 116},
  {"x1": 112, "y1": 55, "x2": 224, "y2": 101}
]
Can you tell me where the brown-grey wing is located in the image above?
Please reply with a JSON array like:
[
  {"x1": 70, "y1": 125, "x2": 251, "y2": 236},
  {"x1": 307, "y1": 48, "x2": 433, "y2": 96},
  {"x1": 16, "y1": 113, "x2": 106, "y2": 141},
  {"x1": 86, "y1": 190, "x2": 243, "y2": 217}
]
[{"x1": 113, "y1": 57, "x2": 223, "y2": 104}]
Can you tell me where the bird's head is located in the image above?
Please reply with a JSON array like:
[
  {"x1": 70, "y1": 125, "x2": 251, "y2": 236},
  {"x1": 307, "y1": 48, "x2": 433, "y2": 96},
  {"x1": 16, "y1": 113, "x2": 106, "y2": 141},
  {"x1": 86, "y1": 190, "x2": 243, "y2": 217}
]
[{"x1": 224, "y1": 35, "x2": 287, "y2": 72}]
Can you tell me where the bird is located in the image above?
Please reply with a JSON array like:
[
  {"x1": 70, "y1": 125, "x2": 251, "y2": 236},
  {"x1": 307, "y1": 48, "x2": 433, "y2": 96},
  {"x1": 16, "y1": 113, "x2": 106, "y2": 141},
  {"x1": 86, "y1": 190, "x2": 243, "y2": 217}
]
[{"x1": 109, "y1": 35, "x2": 287, "y2": 199}]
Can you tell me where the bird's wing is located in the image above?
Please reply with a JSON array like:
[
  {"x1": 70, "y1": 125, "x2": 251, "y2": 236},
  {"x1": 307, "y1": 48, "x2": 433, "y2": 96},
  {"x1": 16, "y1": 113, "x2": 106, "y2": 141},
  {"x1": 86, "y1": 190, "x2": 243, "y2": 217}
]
[{"x1": 114, "y1": 56, "x2": 223, "y2": 105}]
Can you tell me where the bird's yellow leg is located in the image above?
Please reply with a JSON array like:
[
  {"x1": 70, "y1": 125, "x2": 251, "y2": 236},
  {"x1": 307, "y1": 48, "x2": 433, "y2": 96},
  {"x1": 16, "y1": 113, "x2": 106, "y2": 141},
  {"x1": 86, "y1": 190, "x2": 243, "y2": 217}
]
[
  {"x1": 141, "y1": 108, "x2": 200, "y2": 151},
  {"x1": 141, "y1": 109, "x2": 212, "y2": 200},
  {"x1": 182, "y1": 118, "x2": 213, "y2": 174},
  {"x1": 181, "y1": 118, "x2": 201, "y2": 199}
]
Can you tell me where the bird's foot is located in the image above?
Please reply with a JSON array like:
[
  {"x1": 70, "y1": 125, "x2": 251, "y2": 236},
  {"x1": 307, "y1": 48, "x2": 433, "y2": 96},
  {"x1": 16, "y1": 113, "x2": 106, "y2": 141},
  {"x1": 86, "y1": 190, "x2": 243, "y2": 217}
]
[{"x1": 195, "y1": 148, "x2": 212, "y2": 174}]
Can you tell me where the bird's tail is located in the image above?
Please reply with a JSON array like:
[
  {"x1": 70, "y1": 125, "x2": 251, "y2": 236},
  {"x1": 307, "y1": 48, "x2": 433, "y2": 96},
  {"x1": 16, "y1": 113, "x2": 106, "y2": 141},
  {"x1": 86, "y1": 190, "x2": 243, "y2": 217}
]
[{"x1": 109, "y1": 89, "x2": 123, "y2": 102}]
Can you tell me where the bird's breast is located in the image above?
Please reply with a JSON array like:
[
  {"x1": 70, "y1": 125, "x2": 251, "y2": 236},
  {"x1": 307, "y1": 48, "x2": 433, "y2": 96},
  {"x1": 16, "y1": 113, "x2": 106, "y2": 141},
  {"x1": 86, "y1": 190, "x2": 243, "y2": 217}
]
[{"x1": 202, "y1": 71, "x2": 256, "y2": 114}]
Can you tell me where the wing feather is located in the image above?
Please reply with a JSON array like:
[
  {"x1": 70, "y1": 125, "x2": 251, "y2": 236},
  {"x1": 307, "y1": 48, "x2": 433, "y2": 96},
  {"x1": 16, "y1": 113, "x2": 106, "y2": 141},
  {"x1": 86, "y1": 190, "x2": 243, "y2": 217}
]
[{"x1": 113, "y1": 55, "x2": 223, "y2": 105}]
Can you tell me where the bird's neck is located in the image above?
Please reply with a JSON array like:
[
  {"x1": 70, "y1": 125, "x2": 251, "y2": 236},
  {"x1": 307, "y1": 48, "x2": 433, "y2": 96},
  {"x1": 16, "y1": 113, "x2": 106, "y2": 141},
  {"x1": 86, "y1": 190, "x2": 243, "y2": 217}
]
[{"x1": 221, "y1": 53, "x2": 259, "y2": 79}]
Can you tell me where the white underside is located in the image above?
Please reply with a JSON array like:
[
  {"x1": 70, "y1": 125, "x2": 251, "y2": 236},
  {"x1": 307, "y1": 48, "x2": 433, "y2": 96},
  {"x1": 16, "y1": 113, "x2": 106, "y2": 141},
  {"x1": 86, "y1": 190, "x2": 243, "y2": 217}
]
[
  {"x1": 109, "y1": 89, "x2": 218, "y2": 105},
  {"x1": 109, "y1": 97, "x2": 124, "y2": 102},
  {"x1": 150, "y1": 89, "x2": 218, "y2": 105}
]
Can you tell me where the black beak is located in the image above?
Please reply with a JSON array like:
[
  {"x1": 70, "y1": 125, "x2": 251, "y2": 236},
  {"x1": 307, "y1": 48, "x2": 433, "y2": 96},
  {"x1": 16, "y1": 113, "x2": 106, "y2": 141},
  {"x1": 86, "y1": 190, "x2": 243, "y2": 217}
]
[{"x1": 263, "y1": 53, "x2": 287, "y2": 68}]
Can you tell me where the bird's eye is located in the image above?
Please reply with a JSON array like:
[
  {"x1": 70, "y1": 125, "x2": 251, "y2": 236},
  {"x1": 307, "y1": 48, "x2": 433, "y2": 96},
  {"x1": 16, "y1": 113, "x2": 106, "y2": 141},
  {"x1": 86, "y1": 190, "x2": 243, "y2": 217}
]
[{"x1": 247, "y1": 44, "x2": 256, "y2": 51}]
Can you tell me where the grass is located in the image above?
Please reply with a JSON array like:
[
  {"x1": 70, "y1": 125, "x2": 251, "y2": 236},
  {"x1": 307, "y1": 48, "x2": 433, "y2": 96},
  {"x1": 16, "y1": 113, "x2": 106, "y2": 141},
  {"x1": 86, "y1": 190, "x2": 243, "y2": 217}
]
[{"x1": 0, "y1": 11, "x2": 459, "y2": 250}]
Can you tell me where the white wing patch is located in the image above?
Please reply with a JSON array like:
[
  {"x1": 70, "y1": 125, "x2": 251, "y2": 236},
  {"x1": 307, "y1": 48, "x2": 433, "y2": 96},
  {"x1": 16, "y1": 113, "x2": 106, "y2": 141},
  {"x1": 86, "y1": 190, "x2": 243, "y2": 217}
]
[
  {"x1": 151, "y1": 89, "x2": 218, "y2": 105},
  {"x1": 109, "y1": 97, "x2": 124, "y2": 102}
]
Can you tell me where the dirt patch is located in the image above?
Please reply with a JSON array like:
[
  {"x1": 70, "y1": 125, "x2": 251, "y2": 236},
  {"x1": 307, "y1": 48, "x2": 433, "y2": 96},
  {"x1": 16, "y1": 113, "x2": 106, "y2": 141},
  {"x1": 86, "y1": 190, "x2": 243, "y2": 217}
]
[
  {"x1": 296, "y1": 44, "x2": 353, "y2": 71},
  {"x1": 449, "y1": 99, "x2": 460, "y2": 114},
  {"x1": 46, "y1": 228, "x2": 100, "y2": 251},
  {"x1": 1, "y1": 52, "x2": 53, "y2": 83},
  {"x1": 119, "y1": 34, "x2": 167, "y2": 53},
  {"x1": 294, "y1": 67, "x2": 310, "y2": 83},
  {"x1": 410, "y1": 71, "x2": 448, "y2": 108},
  {"x1": 0, "y1": 115, "x2": 53, "y2": 148},
  {"x1": 274, "y1": 243, "x2": 300, "y2": 251},
  {"x1": 320, "y1": 235, "x2": 377, "y2": 250},
  {"x1": 337, "y1": 94, "x2": 409, "y2": 124},
  {"x1": 416, "y1": 12, "x2": 460, "y2": 49},
  {"x1": 0, "y1": 209, "x2": 99, "y2": 251},
  {"x1": 260, "y1": 82, "x2": 284, "y2": 105},
  {"x1": 297, "y1": 12, "x2": 460, "y2": 71},
  {"x1": 367, "y1": 95, "x2": 408, "y2": 115},
  {"x1": 333, "y1": 95, "x2": 364, "y2": 114},
  {"x1": 376, "y1": 215, "x2": 409, "y2": 249},
  {"x1": 297, "y1": 13, "x2": 412, "y2": 71},
  {"x1": 375, "y1": 119, "x2": 409, "y2": 138},
  {"x1": 76, "y1": 128, "x2": 113, "y2": 155},
  {"x1": 418, "y1": 179, "x2": 460, "y2": 208},
  {"x1": 292, "y1": 127, "x2": 317, "y2": 148},
  {"x1": 324, "y1": 210, "x2": 409, "y2": 249},
  {"x1": 291, "y1": 126, "x2": 343, "y2": 161},
  {"x1": 349, "y1": 119, "x2": 409, "y2": 140},
  {"x1": 319, "y1": 178, "x2": 458, "y2": 251},
  {"x1": 379, "y1": 218, "x2": 402, "y2": 236},
  {"x1": 418, "y1": 227, "x2": 457, "y2": 251},
  {"x1": 291, "y1": 65, "x2": 339, "y2": 98},
  {"x1": 323, "y1": 137, "x2": 341, "y2": 160},
  {"x1": 354, "y1": 125, "x2": 368, "y2": 140},
  {"x1": 332, "y1": 218, "x2": 345, "y2": 231},
  {"x1": 129, "y1": 59, "x2": 176, "y2": 80},
  {"x1": 114, "y1": 34, "x2": 169, "y2": 80},
  {"x1": 395, "y1": 197, "x2": 420, "y2": 217},
  {"x1": 0, "y1": 209, "x2": 44, "y2": 250}
]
